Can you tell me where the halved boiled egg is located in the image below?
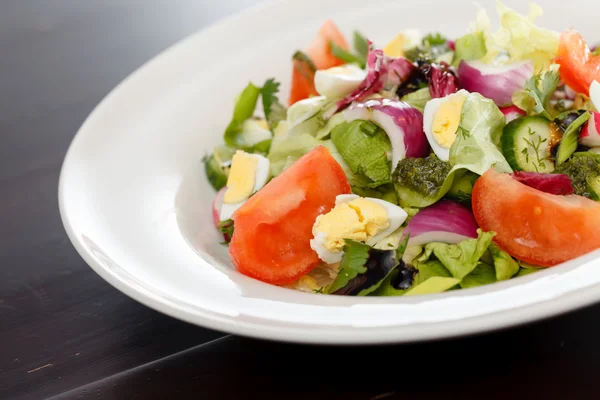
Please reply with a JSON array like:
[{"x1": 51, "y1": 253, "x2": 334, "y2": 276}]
[
  {"x1": 590, "y1": 80, "x2": 600, "y2": 112},
  {"x1": 310, "y1": 194, "x2": 408, "y2": 264},
  {"x1": 219, "y1": 150, "x2": 270, "y2": 221},
  {"x1": 314, "y1": 64, "x2": 367, "y2": 98},
  {"x1": 383, "y1": 30, "x2": 422, "y2": 58},
  {"x1": 423, "y1": 89, "x2": 469, "y2": 162}
]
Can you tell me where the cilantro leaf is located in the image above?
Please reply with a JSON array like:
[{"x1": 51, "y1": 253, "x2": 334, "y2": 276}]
[
  {"x1": 329, "y1": 41, "x2": 366, "y2": 68},
  {"x1": 261, "y1": 78, "x2": 287, "y2": 130},
  {"x1": 325, "y1": 240, "x2": 370, "y2": 294},
  {"x1": 513, "y1": 67, "x2": 560, "y2": 119}
]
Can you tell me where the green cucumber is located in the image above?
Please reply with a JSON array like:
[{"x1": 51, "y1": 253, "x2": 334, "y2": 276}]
[{"x1": 501, "y1": 116, "x2": 555, "y2": 173}]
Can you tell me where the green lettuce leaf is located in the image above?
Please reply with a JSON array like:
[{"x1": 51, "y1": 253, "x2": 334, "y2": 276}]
[
  {"x1": 286, "y1": 96, "x2": 329, "y2": 137},
  {"x1": 325, "y1": 240, "x2": 370, "y2": 294},
  {"x1": 331, "y1": 121, "x2": 392, "y2": 184},
  {"x1": 492, "y1": 2, "x2": 559, "y2": 72},
  {"x1": 512, "y1": 66, "x2": 560, "y2": 119},
  {"x1": 489, "y1": 243, "x2": 520, "y2": 281},
  {"x1": 460, "y1": 262, "x2": 497, "y2": 288},
  {"x1": 424, "y1": 229, "x2": 496, "y2": 280},
  {"x1": 516, "y1": 267, "x2": 540, "y2": 277},
  {"x1": 450, "y1": 92, "x2": 513, "y2": 175},
  {"x1": 405, "y1": 277, "x2": 461, "y2": 296},
  {"x1": 261, "y1": 78, "x2": 287, "y2": 130},
  {"x1": 413, "y1": 259, "x2": 453, "y2": 285},
  {"x1": 321, "y1": 139, "x2": 374, "y2": 188},
  {"x1": 268, "y1": 133, "x2": 320, "y2": 176},
  {"x1": 400, "y1": 88, "x2": 431, "y2": 113},
  {"x1": 224, "y1": 83, "x2": 261, "y2": 148},
  {"x1": 453, "y1": 31, "x2": 487, "y2": 66}
]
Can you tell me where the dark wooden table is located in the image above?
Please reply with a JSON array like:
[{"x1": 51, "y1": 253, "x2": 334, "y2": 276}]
[{"x1": 2, "y1": 1, "x2": 600, "y2": 399}]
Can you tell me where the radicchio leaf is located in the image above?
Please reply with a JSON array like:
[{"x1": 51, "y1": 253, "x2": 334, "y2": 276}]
[
  {"x1": 421, "y1": 62, "x2": 460, "y2": 98},
  {"x1": 510, "y1": 171, "x2": 574, "y2": 195}
]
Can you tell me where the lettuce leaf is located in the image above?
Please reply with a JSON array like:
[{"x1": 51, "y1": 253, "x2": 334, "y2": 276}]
[
  {"x1": 489, "y1": 243, "x2": 520, "y2": 281},
  {"x1": 400, "y1": 87, "x2": 431, "y2": 113},
  {"x1": 453, "y1": 31, "x2": 487, "y2": 66},
  {"x1": 325, "y1": 240, "x2": 370, "y2": 294},
  {"x1": 331, "y1": 120, "x2": 392, "y2": 184},
  {"x1": 474, "y1": 2, "x2": 559, "y2": 72},
  {"x1": 423, "y1": 229, "x2": 496, "y2": 280},
  {"x1": 450, "y1": 92, "x2": 513, "y2": 175},
  {"x1": 268, "y1": 133, "x2": 320, "y2": 176},
  {"x1": 460, "y1": 262, "x2": 497, "y2": 288}
]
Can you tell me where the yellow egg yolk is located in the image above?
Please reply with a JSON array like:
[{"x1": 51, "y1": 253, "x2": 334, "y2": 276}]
[
  {"x1": 224, "y1": 150, "x2": 258, "y2": 204},
  {"x1": 312, "y1": 198, "x2": 390, "y2": 253},
  {"x1": 432, "y1": 94, "x2": 466, "y2": 149},
  {"x1": 383, "y1": 34, "x2": 406, "y2": 58}
]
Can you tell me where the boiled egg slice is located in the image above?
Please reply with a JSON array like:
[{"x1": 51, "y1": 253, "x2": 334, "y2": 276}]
[
  {"x1": 383, "y1": 30, "x2": 422, "y2": 57},
  {"x1": 310, "y1": 194, "x2": 408, "y2": 264},
  {"x1": 314, "y1": 65, "x2": 367, "y2": 98},
  {"x1": 590, "y1": 80, "x2": 600, "y2": 112},
  {"x1": 219, "y1": 150, "x2": 270, "y2": 221},
  {"x1": 423, "y1": 90, "x2": 469, "y2": 162}
]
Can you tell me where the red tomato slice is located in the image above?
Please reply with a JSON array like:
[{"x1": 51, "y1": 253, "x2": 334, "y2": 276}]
[
  {"x1": 472, "y1": 169, "x2": 600, "y2": 266},
  {"x1": 288, "y1": 20, "x2": 349, "y2": 105},
  {"x1": 289, "y1": 53, "x2": 319, "y2": 105},
  {"x1": 555, "y1": 29, "x2": 600, "y2": 96},
  {"x1": 306, "y1": 20, "x2": 349, "y2": 70},
  {"x1": 229, "y1": 146, "x2": 351, "y2": 284}
]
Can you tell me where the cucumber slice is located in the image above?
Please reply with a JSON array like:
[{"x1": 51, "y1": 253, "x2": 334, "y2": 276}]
[
  {"x1": 502, "y1": 116, "x2": 556, "y2": 173},
  {"x1": 204, "y1": 145, "x2": 235, "y2": 190}
]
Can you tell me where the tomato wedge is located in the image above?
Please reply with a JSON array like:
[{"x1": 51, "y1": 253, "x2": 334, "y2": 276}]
[
  {"x1": 472, "y1": 169, "x2": 600, "y2": 266},
  {"x1": 306, "y1": 20, "x2": 349, "y2": 70},
  {"x1": 289, "y1": 52, "x2": 319, "y2": 105},
  {"x1": 288, "y1": 20, "x2": 349, "y2": 105},
  {"x1": 555, "y1": 29, "x2": 600, "y2": 95},
  {"x1": 229, "y1": 146, "x2": 351, "y2": 284}
]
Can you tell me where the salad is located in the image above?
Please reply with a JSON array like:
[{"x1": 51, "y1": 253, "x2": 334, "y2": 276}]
[{"x1": 205, "y1": 2, "x2": 600, "y2": 296}]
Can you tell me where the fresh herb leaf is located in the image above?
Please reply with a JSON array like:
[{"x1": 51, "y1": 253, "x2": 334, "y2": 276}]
[
  {"x1": 353, "y1": 31, "x2": 370, "y2": 60},
  {"x1": 556, "y1": 112, "x2": 591, "y2": 165},
  {"x1": 325, "y1": 240, "x2": 370, "y2": 294},
  {"x1": 555, "y1": 151, "x2": 600, "y2": 199},
  {"x1": 392, "y1": 154, "x2": 453, "y2": 208},
  {"x1": 218, "y1": 219, "x2": 234, "y2": 244},
  {"x1": 423, "y1": 32, "x2": 447, "y2": 46},
  {"x1": 261, "y1": 78, "x2": 287, "y2": 130},
  {"x1": 224, "y1": 82, "x2": 261, "y2": 149},
  {"x1": 330, "y1": 41, "x2": 366, "y2": 68},
  {"x1": 513, "y1": 67, "x2": 560, "y2": 119}
]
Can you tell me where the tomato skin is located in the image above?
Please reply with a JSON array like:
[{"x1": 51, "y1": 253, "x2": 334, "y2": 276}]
[
  {"x1": 472, "y1": 169, "x2": 600, "y2": 266},
  {"x1": 555, "y1": 29, "x2": 600, "y2": 96},
  {"x1": 229, "y1": 146, "x2": 351, "y2": 284},
  {"x1": 306, "y1": 20, "x2": 349, "y2": 70},
  {"x1": 288, "y1": 20, "x2": 349, "y2": 105}
]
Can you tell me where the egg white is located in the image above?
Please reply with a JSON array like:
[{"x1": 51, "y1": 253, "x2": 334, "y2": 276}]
[
  {"x1": 310, "y1": 195, "x2": 408, "y2": 264},
  {"x1": 590, "y1": 80, "x2": 600, "y2": 112},
  {"x1": 314, "y1": 65, "x2": 367, "y2": 98},
  {"x1": 219, "y1": 153, "x2": 270, "y2": 221},
  {"x1": 422, "y1": 90, "x2": 469, "y2": 162}
]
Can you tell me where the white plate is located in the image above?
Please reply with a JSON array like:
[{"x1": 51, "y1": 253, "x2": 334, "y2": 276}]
[{"x1": 59, "y1": 0, "x2": 600, "y2": 344}]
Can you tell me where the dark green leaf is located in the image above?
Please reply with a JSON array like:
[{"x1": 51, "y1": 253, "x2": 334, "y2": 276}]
[
  {"x1": 325, "y1": 240, "x2": 370, "y2": 294},
  {"x1": 556, "y1": 112, "x2": 591, "y2": 165},
  {"x1": 261, "y1": 78, "x2": 287, "y2": 130}
]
